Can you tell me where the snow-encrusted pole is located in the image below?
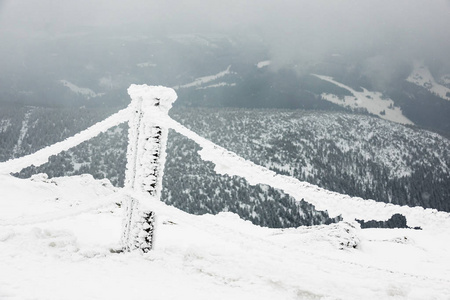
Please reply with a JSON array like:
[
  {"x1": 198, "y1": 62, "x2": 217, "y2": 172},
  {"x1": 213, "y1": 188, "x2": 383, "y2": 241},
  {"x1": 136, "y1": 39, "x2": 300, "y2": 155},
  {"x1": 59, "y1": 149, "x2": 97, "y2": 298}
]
[{"x1": 122, "y1": 85, "x2": 177, "y2": 252}]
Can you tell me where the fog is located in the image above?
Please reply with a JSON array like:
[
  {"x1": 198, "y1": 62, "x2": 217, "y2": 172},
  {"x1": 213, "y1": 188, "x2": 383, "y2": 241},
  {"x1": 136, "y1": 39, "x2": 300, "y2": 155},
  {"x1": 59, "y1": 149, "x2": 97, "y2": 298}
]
[{"x1": 1, "y1": 0, "x2": 450, "y2": 93}]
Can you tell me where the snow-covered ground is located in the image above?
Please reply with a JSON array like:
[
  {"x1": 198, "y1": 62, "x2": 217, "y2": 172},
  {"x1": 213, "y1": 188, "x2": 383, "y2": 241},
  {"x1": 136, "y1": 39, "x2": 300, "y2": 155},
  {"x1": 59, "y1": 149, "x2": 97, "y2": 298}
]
[
  {"x1": 1, "y1": 84, "x2": 450, "y2": 299},
  {"x1": 406, "y1": 62, "x2": 450, "y2": 101},
  {"x1": 256, "y1": 60, "x2": 271, "y2": 68},
  {"x1": 59, "y1": 80, "x2": 105, "y2": 99},
  {"x1": 195, "y1": 82, "x2": 236, "y2": 90},
  {"x1": 313, "y1": 74, "x2": 413, "y2": 125},
  {"x1": 0, "y1": 119, "x2": 11, "y2": 133},
  {"x1": 440, "y1": 75, "x2": 450, "y2": 87},
  {"x1": 173, "y1": 66, "x2": 235, "y2": 90},
  {"x1": 1, "y1": 174, "x2": 450, "y2": 300}
]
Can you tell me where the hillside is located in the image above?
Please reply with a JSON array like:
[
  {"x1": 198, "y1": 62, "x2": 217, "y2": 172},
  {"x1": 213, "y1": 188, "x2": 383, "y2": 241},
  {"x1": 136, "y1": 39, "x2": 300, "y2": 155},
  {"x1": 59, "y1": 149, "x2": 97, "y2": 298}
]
[
  {"x1": 8, "y1": 106, "x2": 450, "y2": 219},
  {"x1": 171, "y1": 108, "x2": 450, "y2": 212}
]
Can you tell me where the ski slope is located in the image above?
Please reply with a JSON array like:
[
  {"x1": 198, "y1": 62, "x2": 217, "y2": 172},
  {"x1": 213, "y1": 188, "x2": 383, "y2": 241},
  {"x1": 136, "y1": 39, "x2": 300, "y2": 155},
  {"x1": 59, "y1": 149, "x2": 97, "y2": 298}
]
[
  {"x1": 313, "y1": 74, "x2": 413, "y2": 125},
  {"x1": 1, "y1": 84, "x2": 450, "y2": 299}
]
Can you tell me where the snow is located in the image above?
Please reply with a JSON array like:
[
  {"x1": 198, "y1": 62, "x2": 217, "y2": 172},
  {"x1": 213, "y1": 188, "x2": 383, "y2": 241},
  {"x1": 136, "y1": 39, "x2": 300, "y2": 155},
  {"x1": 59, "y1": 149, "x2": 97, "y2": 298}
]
[
  {"x1": 0, "y1": 119, "x2": 11, "y2": 132},
  {"x1": 313, "y1": 74, "x2": 414, "y2": 125},
  {"x1": 440, "y1": 74, "x2": 450, "y2": 86},
  {"x1": 1, "y1": 175, "x2": 450, "y2": 300},
  {"x1": 173, "y1": 66, "x2": 234, "y2": 90},
  {"x1": 1, "y1": 84, "x2": 450, "y2": 299},
  {"x1": 406, "y1": 62, "x2": 450, "y2": 101},
  {"x1": 60, "y1": 80, "x2": 105, "y2": 99},
  {"x1": 256, "y1": 60, "x2": 271, "y2": 68},
  {"x1": 195, "y1": 82, "x2": 236, "y2": 90},
  {"x1": 0, "y1": 173, "x2": 117, "y2": 226}
]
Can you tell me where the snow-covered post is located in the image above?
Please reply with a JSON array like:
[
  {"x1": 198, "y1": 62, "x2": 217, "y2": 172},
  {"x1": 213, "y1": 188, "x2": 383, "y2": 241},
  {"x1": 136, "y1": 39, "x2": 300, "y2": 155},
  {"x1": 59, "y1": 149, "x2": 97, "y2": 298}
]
[{"x1": 122, "y1": 85, "x2": 177, "y2": 252}]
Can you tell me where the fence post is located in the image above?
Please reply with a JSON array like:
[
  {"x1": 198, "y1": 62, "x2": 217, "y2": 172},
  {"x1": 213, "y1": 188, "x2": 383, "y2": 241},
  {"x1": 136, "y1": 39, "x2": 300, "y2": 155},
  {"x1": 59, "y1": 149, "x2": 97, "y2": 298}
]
[{"x1": 122, "y1": 85, "x2": 177, "y2": 252}]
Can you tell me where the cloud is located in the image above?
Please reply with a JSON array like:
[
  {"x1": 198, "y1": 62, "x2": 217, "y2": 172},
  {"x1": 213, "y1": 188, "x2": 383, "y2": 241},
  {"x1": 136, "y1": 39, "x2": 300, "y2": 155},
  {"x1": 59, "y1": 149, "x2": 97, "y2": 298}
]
[{"x1": 1, "y1": 0, "x2": 449, "y2": 75}]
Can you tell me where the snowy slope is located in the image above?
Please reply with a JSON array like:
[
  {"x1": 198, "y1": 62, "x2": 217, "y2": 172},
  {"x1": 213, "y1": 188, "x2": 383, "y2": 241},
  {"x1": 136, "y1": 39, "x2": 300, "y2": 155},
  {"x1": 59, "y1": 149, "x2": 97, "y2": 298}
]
[
  {"x1": 407, "y1": 62, "x2": 450, "y2": 101},
  {"x1": 173, "y1": 66, "x2": 235, "y2": 90},
  {"x1": 59, "y1": 80, "x2": 105, "y2": 99},
  {"x1": 256, "y1": 60, "x2": 271, "y2": 68},
  {"x1": 1, "y1": 174, "x2": 450, "y2": 300},
  {"x1": 313, "y1": 74, "x2": 413, "y2": 125}
]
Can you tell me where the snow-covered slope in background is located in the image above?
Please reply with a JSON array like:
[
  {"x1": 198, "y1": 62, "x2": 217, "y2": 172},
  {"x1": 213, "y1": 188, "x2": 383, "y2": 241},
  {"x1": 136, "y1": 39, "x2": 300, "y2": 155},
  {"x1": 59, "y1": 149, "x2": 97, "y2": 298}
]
[
  {"x1": 1, "y1": 174, "x2": 450, "y2": 300},
  {"x1": 166, "y1": 117, "x2": 450, "y2": 230},
  {"x1": 440, "y1": 74, "x2": 450, "y2": 86},
  {"x1": 256, "y1": 60, "x2": 271, "y2": 68},
  {"x1": 170, "y1": 108, "x2": 450, "y2": 211},
  {"x1": 173, "y1": 66, "x2": 235, "y2": 90},
  {"x1": 407, "y1": 62, "x2": 450, "y2": 101},
  {"x1": 313, "y1": 74, "x2": 413, "y2": 125},
  {"x1": 59, "y1": 80, "x2": 105, "y2": 99}
]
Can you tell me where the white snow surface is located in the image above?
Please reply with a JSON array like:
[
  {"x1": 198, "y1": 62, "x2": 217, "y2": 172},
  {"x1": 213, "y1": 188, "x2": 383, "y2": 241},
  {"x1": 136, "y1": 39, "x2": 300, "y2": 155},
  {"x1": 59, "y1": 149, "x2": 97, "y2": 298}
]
[
  {"x1": 440, "y1": 74, "x2": 450, "y2": 86},
  {"x1": 0, "y1": 119, "x2": 11, "y2": 133},
  {"x1": 195, "y1": 82, "x2": 236, "y2": 90},
  {"x1": 406, "y1": 62, "x2": 450, "y2": 101},
  {"x1": 59, "y1": 80, "x2": 105, "y2": 99},
  {"x1": 1, "y1": 174, "x2": 450, "y2": 300},
  {"x1": 173, "y1": 66, "x2": 234, "y2": 90},
  {"x1": 313, "y1": 74, "x2": 413, "y2": 125},
  {"x1": 256, "y1": 60, "x2": 271, "y2": 68},
  {"x1": 1, "y1": 84, "x2": 450, "y2": 299}
]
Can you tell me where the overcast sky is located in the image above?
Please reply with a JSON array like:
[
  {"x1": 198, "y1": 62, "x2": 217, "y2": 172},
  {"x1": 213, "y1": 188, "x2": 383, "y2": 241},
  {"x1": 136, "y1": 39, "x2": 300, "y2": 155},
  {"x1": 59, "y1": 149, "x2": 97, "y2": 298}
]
[{"x1": 1, "y1": 0, "x2": 449, "y2": 73}]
